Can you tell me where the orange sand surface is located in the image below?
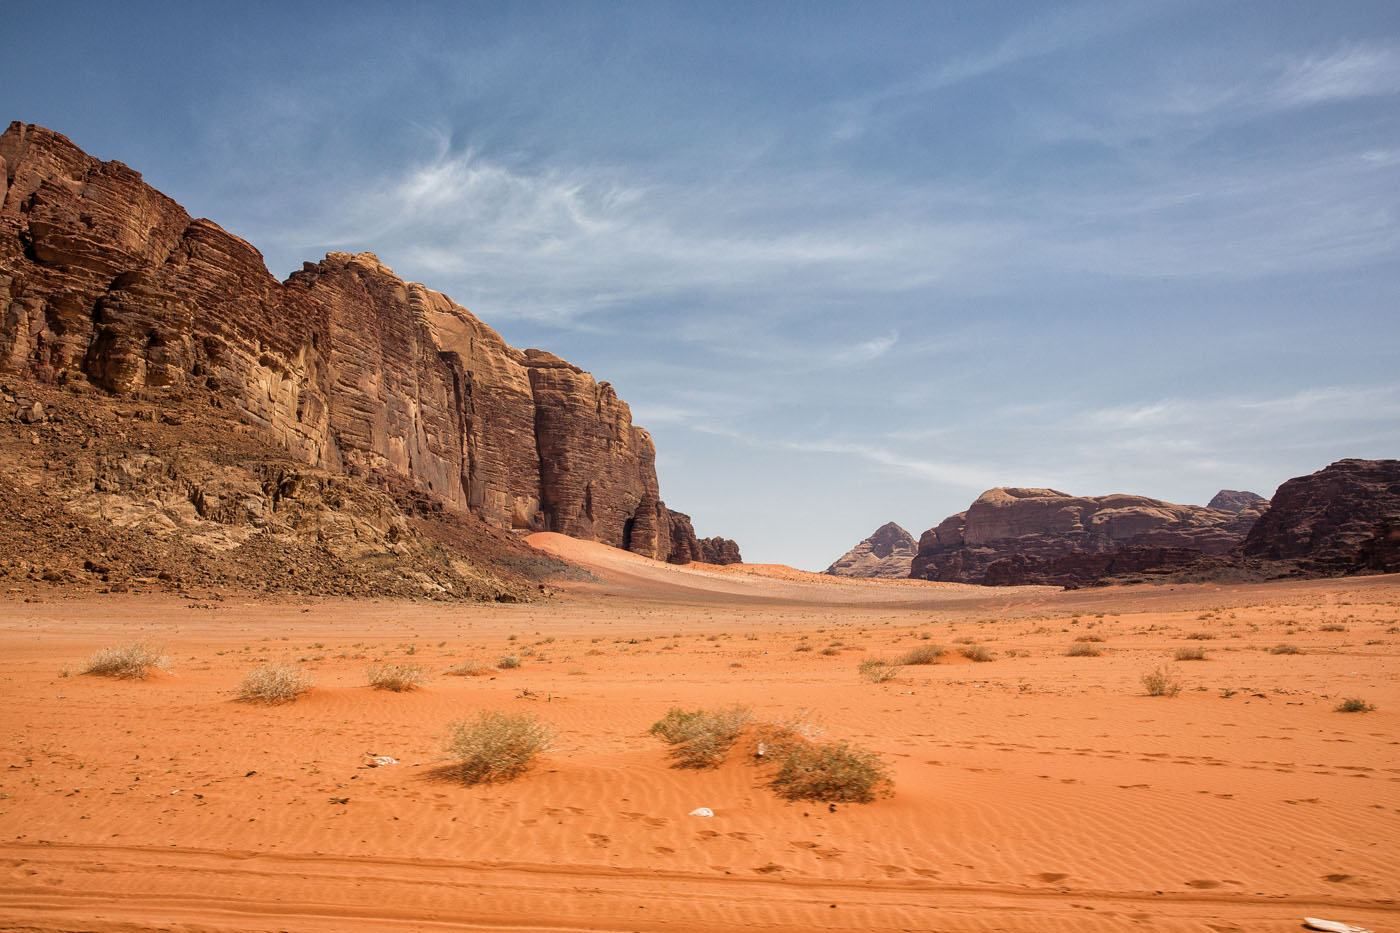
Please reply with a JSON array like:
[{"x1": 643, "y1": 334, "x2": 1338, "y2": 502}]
[{"x1": 1, "y1": 536, "x2": 1397, "y2": 932}]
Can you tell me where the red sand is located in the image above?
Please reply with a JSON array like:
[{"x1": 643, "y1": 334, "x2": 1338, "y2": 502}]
[{"x1": 1, "y1": 536, "x2": 1396, "y2": 931}]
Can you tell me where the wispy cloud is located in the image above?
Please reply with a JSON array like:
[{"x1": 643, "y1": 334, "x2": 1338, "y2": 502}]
[{"x1": 1273, "y1": 42, "x2": 1400, "y2": 107}]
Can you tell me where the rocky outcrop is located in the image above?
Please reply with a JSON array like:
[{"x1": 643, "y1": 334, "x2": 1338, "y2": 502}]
[
  {"x1": 825, "y1": 522, "x2": 917, "y2": 578},
  {"x1": 698, "y1": 537, "x2": 742, "y2": 565},
  {"x1": 1208, "y1": 489, "x2": 1267, "y2": 514},
  {"x1": 0, "y1": 121, "x2": 727, "y2": 564},
  {"x1": 910, "y1": 487, "x2": 1261, "y2": 587},
  {"x1": 1242, "y1": 459, "x2": 1400, "y2": 575}
]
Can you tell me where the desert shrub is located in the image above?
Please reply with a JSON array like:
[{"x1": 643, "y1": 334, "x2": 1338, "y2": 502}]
[
  {"x1": 819, "y1": 646, "x2": 840, "y2": 656},
  {"x1": 1269, "y1": 644, "x2": 1303, "y2": 655},
  {"x1": 1185, "y1": 632, "x2": 1216, "y2": 640},
  {"x1": 960, "y1": 644, "x2": 995, "y2": 662},
  {"x1": 367, "y1": 662, "x2": 427, "y2": 691},
  {"x1": 1066, "y1": 642, "x2": 1102, "y2": 657},
  {"x1": 769, "y1": 739, "x2": 892, "y2": 803},
  {"x1": 238, "y1": 663, "x2": 311, "y2": 703},
  {"x1": 1073, "y1": 634, "x2": 1105, "y2": 643},
  {"x1": 497, "y1": 655, "x2": 522, "y2": 669},
  {"x1": 82, "y1": 643, "x2": 167, "y2": 680},
  {"x1": 1174, "y1": 646, "x2": 1207, "y2": 661},
  {"x1": 649, "y1": 705, "x2": 751, "y2": 768},
  {"x1": 1141, "y1": 665, "x2": 1183, "y2": 697},
  {"x1": 1335, "y1": 697, "x2": 1375, "y2": 713},
  {"x1": 897, "y1": 645, "x2": 945, "y2": 665},
  {"x1": 445, "y1": 660, "x2": 493, "y2": 677},
  {"x1": 445, "y1": 711, "x2": 551, "y2": 783},
  {"x1": 793, "y1": 642, "x2": 813, "y2": 652},
  {"x1": 858, "y1": 658, "x2": 899, "y2": 683},
  {"x1": 1319, "y1": 624, "x2": 1347, "y2": 632}
]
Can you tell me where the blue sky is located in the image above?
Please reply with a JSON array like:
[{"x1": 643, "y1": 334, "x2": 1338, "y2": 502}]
[{"x1": 5, "y1": 1, "x2": 1399, "y2": 568}]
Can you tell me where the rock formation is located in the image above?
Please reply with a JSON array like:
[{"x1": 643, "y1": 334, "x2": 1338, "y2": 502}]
[
  {"x1": 0, "y1": 121, "x2": 731, "y2": 569},
  {"x1": 1207, "y1": 489, "x2": 1268, "y2": 514},
  {"x1": 698, "y1": 536, "x2": 743, "y2": 565},
  {"x1": 910, "y1": 488, "x2": 1260, "y2": 587},
  {"x1": 1242, "y1": 459, "x2": 1400, "y2": 575},
  {"x1": 825, "y1": 522, "x2": 917, "y2": 578}
]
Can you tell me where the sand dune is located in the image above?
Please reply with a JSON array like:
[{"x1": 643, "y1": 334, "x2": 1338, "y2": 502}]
[{"x1": 1, "y1": 543, "x2": 1397, "y2": 931}]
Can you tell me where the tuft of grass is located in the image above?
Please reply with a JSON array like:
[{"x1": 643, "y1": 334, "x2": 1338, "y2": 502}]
[
  {"x1": 238, "y1": 663, "x2": 311, "y2": 704},
  {"x1": 1184, "y1": 632, "x2": 1216, "y2": 640},
  {"x1": 367, "y1": 663, "x2": 427, "y2": 691},
  {"x1": 649, "y1": 705, "x2": 751, "y2": 768},
  {"x1": 1335, "y1": 697, "x2": 1375, "y2": 713},
  {"x1": 81, "y1": 643, "x2": 167, "y2": 680},
  {"x1": 1066, "y1": 642, "x2": 1102, "y2": 657},
  {"x1": 769, "y1": 739, "x2": 892, "y2": 803},
  {"x1": 1073, "y1": 634, "x2": 1105, "y2": 643},
  {"x1": 444, "y1": 711, "x2": 551, "y2": 784},
  {"x1": 444, "y1": 660, "x2": 493, "y2": 677},
  {"x1": 1319, "y1": 624, "x2": 1347, "y2": 632},
  {"x1": 858, "y1": 658, "x2": 899, "y2": 683},
  {"x1": 960, "y1": 644, "x2": 995, "y2": 663},
  {"x1": 793, "y1": 642, "x2": 814, "y2": 652},
  {"x1": 497, "y1": 655, "x2": 522, "y2": 669},
  {"x1": 1269, "y1": 644, "x2": 1303, "y2": 655},
  {"x1": 1141, "y1": 664, "x2": 1183, "y2": 697},
  {"x1": 896, "y1": 644, "x2": 945, "y2": 665},
  {"x1": 1173, "y1": 646, "x2": 1207, "y2": 662}
]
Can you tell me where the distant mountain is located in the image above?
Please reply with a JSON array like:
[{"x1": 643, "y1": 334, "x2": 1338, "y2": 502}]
[
  {"x1": 909, "y1": 488, "x2": 1260, "y2": 587},
  {"x1": 825, "y1": 522, "x2": 918, "y2": 578},
  {"x1": 1207, "y1": 489, "x2": 1268, "y2": 514}
]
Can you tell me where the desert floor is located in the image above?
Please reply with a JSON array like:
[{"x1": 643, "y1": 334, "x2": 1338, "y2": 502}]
[{"x1": 1, "y1": 535, "x2": 1397, "y2": 932}]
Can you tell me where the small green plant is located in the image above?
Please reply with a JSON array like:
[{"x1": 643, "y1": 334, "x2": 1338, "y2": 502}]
[
  {"x1": 858, "y1": 658, "x2": 898, "y2": 683},
  {"x1": 897, "y1": 645, "x2": 945, "y2": 665},
  {"x1": 960, "y1": 644, "x2": 995, "y2": 663},
  {"x1": 367, "y1": 663, "x2": 427, "y2": 691},
  {"x1": 1141, "y1": 665, "x2": 1183, "y2": 697},
  {"x1": 769, "y1": 739, "x2": 892, "y2": 803},
  {"x1": 649, "y1": 705, "x2": 751, "y2": 768},
  {"x1": 1174, "y1": 646, "x2": 1207, "y2": 662},
  {"x1": 1269, "y1": 644, "x2": 1303, "y2": 655},
  {"x1": 238, "y1": 663, "x2": 311, "y2": 703},
  {"x1": 497, "y1": 655, "x2": 522, "y2": 669},
  {"x1": 82, "y1": 643, "x2": 167, "y2": 680},
  {"x1": 1335, "y1": 697, "x2": 1374, "y2": 713},
  {"x1": 1066, "y1": 642, "x2": 1102, "y2": 657},
  {"x1": 445, "y1": 711, "x2": 551, "y2": 783}
]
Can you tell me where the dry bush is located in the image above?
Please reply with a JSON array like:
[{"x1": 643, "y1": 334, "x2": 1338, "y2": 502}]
[
  {"x1": 649, "y1": 705, "x2": 752, "y2": 768},
  {"x1": 1319, "y1": 624, "x2": 1347, "y2": 632},
  {"x1": 367, "y1": 663, "x2": 427, "y2": 691},
  {"x1": 793, "y1": 642, "x2": 814, "y2": 652},
  {"x1": 82, "y1": 643, "x2": 167, "y2": 680},
  {"x1": 769, "y1": 739, "x2": 892, "y2": 803},
  {"x1": 497, "y1": 655, "x2": 522, "y2": 669},
  {"x1": 1335, "y1": 697, "x2": 1375, "y2": 713},
  {"x1": 444, "y1": 660, "x2": 493, "y2": 677},
  {"x1": 1141, "y1": 664, "x2": 1183, "y2": 697},
  {"x1": 1066, "y1": 642, "x2": 1102, "y2": 657},
  {"x1": 1174, "y1": 646, "x2": 1207, "y2": 662},
  {"x1": 858, "y1": 658, "x2": 899, "y2": 683},
  {"x1": 960, "y1": 644, "x2": 995, "y2": 663},
  {"x1": 897, "y1": 645, "x2": 945, "y2": 665},
  {"x1": 1185, "y1": 632, "x2": 1216, "y2": 640},
  {"x1": 238, "y1": 663, "x2": 311, "y2": 704},
  {"x1": 1269, "y1": 644, "x2": 1303, "y2": 655},
  {"x1": 1073, "y1": 634, "x2": 1105, "y2": 643},
  {"x1": 445, "y1": 711, "x2": 551, "y2": 783}
]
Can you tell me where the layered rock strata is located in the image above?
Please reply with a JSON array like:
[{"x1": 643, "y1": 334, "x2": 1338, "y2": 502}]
[
  {"x1": 825, "y1": 522, "x2": 917, "y2": 578},
  {"x1": 0, "y1": 121, "x2": 726, "y2": 562}
]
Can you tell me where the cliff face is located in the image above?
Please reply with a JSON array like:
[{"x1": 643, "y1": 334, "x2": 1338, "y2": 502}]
[
  {"x1": 825, "y1": 522, "x2": 917, "y2": 578},
  {"x1": 0, "y1": 121, "x2": 716, "y2": 562},
  {"x1": 910, "y1": 488, "x2": 1260, "y2": 586},
  {"x1": 1242, "y1": 459, "x2": 1400, "y2": 574}
]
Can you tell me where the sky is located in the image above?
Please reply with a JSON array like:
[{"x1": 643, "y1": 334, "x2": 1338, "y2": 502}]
[{"x1": 4, "y1": 1, "x2": 1399, "y2": 569}]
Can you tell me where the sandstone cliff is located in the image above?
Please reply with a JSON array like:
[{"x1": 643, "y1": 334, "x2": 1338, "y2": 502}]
[
  {"x1": 698, "y1": 536, "x2": 743, "y2": 565},
  {"x1": 1242, "y1": 459, "x2": 1400, "y2": 575},
  {"x1": 910, "y1": 487, "x2": 1260, "y2": 587},
  {"x1": 1207, "y1": 489, "x2": 1267, "y2": 514},
  {"x1": 825, "y1": 522, "x2": 917, "y2": 578},
  {"x1": 0, "y1": 121, "x2": 725, "y2": 569}
]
